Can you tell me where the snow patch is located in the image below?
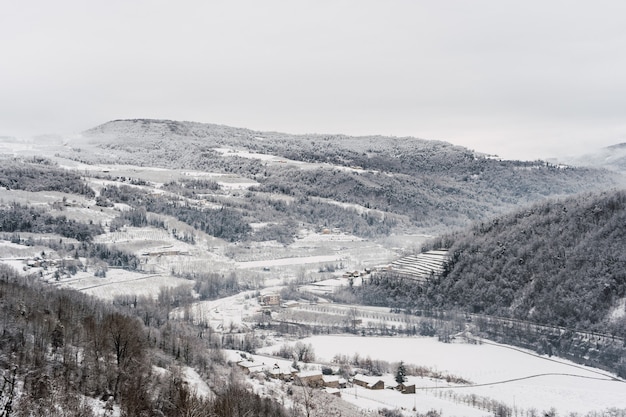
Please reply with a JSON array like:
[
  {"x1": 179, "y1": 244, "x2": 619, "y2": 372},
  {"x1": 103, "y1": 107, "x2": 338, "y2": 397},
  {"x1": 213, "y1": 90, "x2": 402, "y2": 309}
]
[
  {"x1": 236, "y1": 255, "x2": 344, "y2": 269},
  {"x1": 609, "y1": 297, "x2": 626, "y2": 321},
  {"x1": 182, "y1": 366, "x2": 212, "y2": 398}
]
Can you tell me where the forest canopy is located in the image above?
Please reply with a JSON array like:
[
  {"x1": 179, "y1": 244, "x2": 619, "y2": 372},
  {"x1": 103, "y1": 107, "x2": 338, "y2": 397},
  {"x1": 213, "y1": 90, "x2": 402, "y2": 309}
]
[
  {"x1": 344, "y1": 190, "x2": 626, "y2": 338},
  {"x1": 0, "y1": 159, "x2": 95, "y2": 197}
]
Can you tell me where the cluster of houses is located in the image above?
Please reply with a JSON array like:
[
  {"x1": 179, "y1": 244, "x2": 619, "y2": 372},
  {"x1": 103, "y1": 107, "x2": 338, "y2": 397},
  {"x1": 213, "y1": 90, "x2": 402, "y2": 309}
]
[
  {"x1": 352, "y1": 374, "x2": 416, "y2": 394},
  {"x1": 236, "y1": 361, "x2": 416, "y2": 396},
  {"x1": 258, "y1": 293, "x2": 301, "y2": 310},
  {"x1": 258, "y1": 293, "x2": 281, "y2": 307},
  {"x1": 238, "y1": 361, "x2": 341, "y2": 386},
  {"x1": 24, "y1": 255, "x2": 81, "y2": 271}
]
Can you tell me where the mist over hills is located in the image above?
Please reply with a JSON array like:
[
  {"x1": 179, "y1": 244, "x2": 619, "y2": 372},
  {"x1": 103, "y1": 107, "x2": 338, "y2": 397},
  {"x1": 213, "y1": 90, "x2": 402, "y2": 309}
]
[
  {"x1": 62, "y1": 119, "x2": 624, "y2": 236},
  {"x1": 561, "y1": 142, "x2": 626, "y2": 173}
]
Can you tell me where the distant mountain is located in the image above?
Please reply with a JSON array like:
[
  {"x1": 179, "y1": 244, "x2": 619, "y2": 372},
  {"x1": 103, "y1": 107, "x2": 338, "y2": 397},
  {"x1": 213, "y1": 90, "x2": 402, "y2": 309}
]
[
  {"x1": 61, "y1": 119, "x2": 623, "y2": 236},
  {"x1": 561, "y1": 142, "x2": 626, "y2": 173}
]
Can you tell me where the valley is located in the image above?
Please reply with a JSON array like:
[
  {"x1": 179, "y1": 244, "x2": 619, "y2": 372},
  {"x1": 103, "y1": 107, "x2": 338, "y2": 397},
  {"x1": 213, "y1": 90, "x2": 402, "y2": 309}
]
[{"x1": 1, "y1": 121, "x2": 625, "y2": 416}]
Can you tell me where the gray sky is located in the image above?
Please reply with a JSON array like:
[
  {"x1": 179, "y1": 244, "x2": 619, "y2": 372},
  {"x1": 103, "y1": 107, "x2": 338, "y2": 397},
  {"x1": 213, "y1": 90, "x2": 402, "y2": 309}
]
[{"x1": 2, "y1": 0, "x2": 625, "y2": 160}]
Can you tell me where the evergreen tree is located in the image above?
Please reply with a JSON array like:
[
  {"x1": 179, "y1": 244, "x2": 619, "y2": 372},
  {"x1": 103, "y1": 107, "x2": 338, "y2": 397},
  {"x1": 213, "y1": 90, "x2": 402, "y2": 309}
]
[{"x1": 395, "y1": 361, "x2": 406, "y2": 385}]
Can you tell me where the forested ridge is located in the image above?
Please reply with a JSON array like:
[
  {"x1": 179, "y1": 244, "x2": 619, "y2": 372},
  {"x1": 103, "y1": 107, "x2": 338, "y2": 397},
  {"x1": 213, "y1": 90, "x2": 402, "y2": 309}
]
[
  {"x1": 63, "y1": 119, "x2": 623, "y2": 235},
  {"x1": 427, "y1": 190, "x2": 626, "y2": 333},
  {"x1": 327, "y1": 190, "x2": 626, "y2": 376},
  {"x1": 341, "y1": 190, "x2": 626, "y2": 336}
]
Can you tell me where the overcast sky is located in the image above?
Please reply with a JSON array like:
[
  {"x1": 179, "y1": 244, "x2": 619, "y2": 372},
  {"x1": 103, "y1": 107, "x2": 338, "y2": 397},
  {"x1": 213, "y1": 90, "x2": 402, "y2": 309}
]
[{"x1": 2, "y1": 1, "x2": 626, "y2": 160}]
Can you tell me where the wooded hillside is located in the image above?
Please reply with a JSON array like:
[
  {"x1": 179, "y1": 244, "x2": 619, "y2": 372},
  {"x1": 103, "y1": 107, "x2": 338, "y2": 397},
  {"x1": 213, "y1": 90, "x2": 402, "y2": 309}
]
[
  {"x1": 0, "y1": 264, "x2": 288, "y2": 416},
  {"x1": 330, "y1": 190, "x2": 626, "y2": 375},
  {"x1": 0, "y1": 159, "x2": 95, "y2": 197},
  {"x1": 425, "y1": 190, "x2": 626, "y2": 335},
  {"x1": 63, "y1": 119, "x2": 623, "y2": 235},
  {"x1": 348, "y1": 190, "x2": 626, "y2": 338}
]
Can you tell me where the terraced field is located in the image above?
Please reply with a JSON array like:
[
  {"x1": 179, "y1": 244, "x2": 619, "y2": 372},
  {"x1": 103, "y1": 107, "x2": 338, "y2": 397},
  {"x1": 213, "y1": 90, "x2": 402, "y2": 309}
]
[{"x1": 390, "y1": 249, "x2": 450, "y2": 282}]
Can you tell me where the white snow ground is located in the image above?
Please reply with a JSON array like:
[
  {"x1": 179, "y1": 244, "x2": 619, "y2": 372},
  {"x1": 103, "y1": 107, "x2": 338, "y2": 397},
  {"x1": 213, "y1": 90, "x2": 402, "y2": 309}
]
[{"x1": 260, "y1": 335, "x2": 626, "y2": 415}]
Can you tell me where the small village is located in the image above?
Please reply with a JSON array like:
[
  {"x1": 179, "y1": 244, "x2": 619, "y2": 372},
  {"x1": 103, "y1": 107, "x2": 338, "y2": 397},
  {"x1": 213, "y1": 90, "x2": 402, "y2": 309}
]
[{"x1": 235, "y1": 352, "x2": 417, "y2": 399}]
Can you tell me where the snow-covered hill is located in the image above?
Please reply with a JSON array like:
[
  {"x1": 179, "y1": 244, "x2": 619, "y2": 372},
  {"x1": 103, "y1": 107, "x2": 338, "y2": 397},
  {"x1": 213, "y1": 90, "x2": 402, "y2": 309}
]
[{"x1": 561, "y1": 142, "x2": 626, "y2": 173}]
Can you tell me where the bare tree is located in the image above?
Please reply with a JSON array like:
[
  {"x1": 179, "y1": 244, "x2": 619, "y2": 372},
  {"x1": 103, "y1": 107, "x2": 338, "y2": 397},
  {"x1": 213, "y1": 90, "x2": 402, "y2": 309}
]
[
  {"x1": 103, "y1": 313, "x2": 146, "y2": 400},
  {"x1": 293, "y1": 342, "x2": 315, "y2": 363}
]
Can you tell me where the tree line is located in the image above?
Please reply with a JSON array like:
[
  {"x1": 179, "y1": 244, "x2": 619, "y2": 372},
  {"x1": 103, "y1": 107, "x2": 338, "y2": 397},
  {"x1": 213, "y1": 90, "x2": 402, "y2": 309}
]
[
  {"x1": 0, "y1": 204, "x2": 103, "y2": 242},
  {"x1": 100, "y1": 185, "x2": 251, "y2": 242},
  {"x1": 0, "y1": 159, "x2": 95, "y2": 197}
]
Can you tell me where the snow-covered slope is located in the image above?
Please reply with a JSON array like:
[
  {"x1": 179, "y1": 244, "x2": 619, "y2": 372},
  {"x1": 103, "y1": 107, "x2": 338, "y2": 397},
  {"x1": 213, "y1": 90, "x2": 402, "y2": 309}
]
[{"x1": 560, "y1": 142, "x2": 626, "y2": 173}]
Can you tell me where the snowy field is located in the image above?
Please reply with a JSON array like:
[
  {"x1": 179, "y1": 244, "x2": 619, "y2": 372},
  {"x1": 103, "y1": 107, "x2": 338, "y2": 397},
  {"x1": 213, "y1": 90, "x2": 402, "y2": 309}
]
[
  {"x1": 170, "y1": 289, "x2": 269, "y2": 331},
  {"x1": 260, "y1": 335, "x2": 626, "y2": 415},
  {"x1": 0, "y1": 240, "x2": 52, "y2": 258},
  {"x1": 213, "y1": 147, "x2": 372, "y2": 174},
  {"x1": 343, "y1": 384, "x2": 490, "y2": 417},
  {"x1": 297, "y1": 277, "x2": 355, "y2": 295},
  {"x1": 55, "y1": 269, "x2": 191, "y2": 300},
  {"x1": 236, "y1": 254, "x2": 344, "y2": 269}
]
